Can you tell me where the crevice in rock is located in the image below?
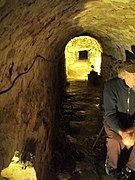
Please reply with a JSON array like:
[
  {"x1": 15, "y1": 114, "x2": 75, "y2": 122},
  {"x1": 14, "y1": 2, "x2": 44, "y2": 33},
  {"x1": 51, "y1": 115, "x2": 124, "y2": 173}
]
[{"x1": 0, "y1": 54, "x2": 49, "y2": 95}]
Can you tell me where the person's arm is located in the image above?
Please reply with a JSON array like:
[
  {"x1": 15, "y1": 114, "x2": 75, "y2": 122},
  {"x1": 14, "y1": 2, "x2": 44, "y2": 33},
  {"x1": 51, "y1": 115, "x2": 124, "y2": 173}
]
[{"x1": 103, "y1": 82, "x2": 121, "y2": 133}]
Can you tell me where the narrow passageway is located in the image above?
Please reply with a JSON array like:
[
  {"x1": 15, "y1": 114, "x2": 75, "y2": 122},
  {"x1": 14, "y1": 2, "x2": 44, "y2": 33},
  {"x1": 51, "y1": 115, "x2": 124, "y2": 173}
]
[{"x1": 57, "y1": 80, "x2": 114, "y2": 180}]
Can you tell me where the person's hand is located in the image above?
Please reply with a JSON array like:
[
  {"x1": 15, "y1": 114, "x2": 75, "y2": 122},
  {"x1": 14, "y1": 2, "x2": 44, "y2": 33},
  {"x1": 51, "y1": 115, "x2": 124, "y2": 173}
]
[
  {"x1": 122, "y1": 133, "x2": 134, "y2": 149},
  {"x1": 118, "y1": 129, "x2": 135, "y2": 149},
  {"x1": 124, "y1": 126, "x2": 135, "y2": 148}
]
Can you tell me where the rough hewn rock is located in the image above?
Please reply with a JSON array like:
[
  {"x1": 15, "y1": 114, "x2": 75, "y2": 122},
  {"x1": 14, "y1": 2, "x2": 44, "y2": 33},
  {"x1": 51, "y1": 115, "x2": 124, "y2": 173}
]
[{"x1": 0, "y1": 0, "x2": 135, "y2": 179}]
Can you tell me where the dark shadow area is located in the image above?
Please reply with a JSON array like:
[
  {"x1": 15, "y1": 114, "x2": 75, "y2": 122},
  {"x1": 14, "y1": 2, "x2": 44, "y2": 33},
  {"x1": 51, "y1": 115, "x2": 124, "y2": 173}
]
[
  {"x1": 125, "y1": 45, "x2": 135, "y2": 61},
  {"x1": 21, "y1": 138, "x2": 37, "y2": 164},
  {"x1": 131, "y1": 45, "x2": 135, "y2": 55},
  {"x1": 52, "y1": 80, "x2": 108, "y2": 180}
]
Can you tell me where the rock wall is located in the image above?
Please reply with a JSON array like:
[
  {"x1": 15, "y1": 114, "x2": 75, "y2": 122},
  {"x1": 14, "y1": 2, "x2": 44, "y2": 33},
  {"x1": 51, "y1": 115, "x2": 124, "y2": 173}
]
[{"x1": 0, "y1": 0, "x2": 135, "y2": 179}]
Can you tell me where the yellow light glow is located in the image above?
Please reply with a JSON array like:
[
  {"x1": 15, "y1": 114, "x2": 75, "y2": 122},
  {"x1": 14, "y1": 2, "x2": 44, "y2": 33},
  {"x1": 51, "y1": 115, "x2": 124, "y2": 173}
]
[
  {"x1": 65, "y1": 36, "x2": 102, "y2": 81},
  {"x1": 1, "y1": 151, "x2": 37, "y2": 180}
]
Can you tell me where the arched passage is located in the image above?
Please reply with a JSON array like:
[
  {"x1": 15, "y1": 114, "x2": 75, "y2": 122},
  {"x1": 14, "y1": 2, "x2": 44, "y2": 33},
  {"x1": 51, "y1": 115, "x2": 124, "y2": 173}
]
[{"x1": 65, "y1": 36, "x2": 102, "y2": 81}]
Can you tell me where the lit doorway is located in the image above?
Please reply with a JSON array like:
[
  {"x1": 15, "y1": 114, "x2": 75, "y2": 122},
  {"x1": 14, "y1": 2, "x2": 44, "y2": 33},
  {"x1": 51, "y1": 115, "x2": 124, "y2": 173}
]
[{"x1": 65, "y1": 36, "x2": 102, "y2": 81}]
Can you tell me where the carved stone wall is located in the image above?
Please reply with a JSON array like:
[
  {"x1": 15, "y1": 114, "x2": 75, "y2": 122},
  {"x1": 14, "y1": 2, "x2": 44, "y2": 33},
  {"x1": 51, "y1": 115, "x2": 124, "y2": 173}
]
[{"x1": 0, "y1": 0, "x2": 135, "y2": 179}]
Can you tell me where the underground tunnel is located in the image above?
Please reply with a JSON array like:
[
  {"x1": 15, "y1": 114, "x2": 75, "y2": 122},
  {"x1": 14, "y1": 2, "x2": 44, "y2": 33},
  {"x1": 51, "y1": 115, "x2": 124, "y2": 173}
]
[{"x1": 0, "y1": 0, "x2": 135, "y2": 179}]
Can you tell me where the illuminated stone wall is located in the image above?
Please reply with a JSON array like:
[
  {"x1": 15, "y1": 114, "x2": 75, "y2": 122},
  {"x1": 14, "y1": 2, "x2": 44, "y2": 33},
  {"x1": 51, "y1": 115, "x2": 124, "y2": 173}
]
[
  {"x1": 0, "y1": 0, "x2": 135, "y2": 179},
  {"x1": 65, "y1": 36, "x2": 102, "y2": 80}
]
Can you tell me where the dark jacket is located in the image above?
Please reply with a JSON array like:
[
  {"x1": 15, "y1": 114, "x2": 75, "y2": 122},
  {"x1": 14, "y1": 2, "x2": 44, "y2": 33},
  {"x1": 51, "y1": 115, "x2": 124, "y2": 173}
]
[{"x1": 103, "y1": 77, "x2": 135, "y2": 133}]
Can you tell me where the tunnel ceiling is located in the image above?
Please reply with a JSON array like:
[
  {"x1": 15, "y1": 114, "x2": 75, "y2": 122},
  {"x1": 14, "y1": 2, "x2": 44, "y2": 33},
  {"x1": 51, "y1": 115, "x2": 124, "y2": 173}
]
[
  {"x1": 0, "y1": 0, "x2": 135, "y2": 59},
  {"x1": 0, "y1": 0, "x2": 135, "y2": 119}
]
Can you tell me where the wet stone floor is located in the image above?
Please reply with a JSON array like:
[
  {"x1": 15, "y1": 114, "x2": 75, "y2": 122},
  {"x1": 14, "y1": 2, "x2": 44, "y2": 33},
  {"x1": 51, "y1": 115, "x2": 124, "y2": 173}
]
[{"x1": 55, "y1": 81, "x2": 114, "y2": 180}]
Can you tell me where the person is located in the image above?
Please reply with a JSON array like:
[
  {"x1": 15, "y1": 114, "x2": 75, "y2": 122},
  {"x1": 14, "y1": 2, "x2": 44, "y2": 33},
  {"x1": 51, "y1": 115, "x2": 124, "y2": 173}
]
[
  {"x1": 103, "y1": 60, "x2": 135, "y2": 180},
  {"x1": 88, "y1": 65, "x2": 101, "y2": 87}
]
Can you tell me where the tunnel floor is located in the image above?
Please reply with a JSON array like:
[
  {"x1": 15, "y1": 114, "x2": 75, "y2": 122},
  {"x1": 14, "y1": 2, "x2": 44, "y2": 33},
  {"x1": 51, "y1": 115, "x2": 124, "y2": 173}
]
[{"x1": 53, "y1": 80, "x2": 113, "y2": 180}]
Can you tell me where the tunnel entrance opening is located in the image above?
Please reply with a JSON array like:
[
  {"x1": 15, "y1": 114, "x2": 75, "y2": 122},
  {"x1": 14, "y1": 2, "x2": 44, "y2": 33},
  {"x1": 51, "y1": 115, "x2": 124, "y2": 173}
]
[
  {"x1": 52, "y1": 36, "x2": 107, "y2": 179},
  {"x1": 65, "y1": 36, "x2": 103, "y2": 82}
]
